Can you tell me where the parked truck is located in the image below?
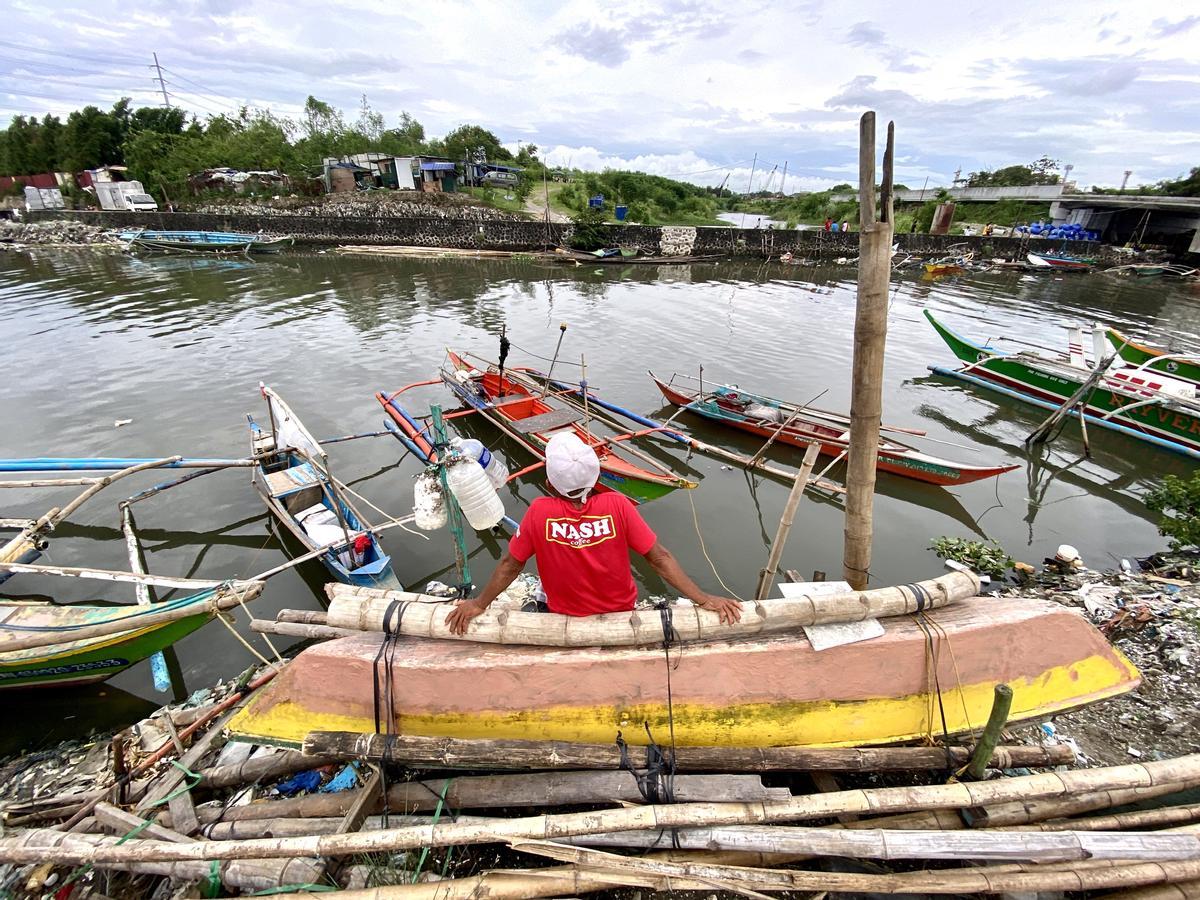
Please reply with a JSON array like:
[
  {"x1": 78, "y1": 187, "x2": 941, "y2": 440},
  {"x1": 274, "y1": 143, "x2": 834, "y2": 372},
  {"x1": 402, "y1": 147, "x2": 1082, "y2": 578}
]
[{"x1": 94, "y1": 180, "x2": 159, "y2": 212}]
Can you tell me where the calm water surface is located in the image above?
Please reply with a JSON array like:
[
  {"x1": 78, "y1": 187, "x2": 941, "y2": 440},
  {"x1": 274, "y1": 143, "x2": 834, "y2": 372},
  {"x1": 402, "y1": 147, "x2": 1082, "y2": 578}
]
[{"x1": 2, "y1": 249, "x2": 1199, "y2": 752}]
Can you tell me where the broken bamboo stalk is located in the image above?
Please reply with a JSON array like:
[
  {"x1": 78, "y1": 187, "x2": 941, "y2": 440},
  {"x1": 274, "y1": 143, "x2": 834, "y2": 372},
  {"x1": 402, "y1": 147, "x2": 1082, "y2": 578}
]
[
  {"x1": 965, "y1": 682, "x2": 1014, "y2": 779},
  {"x1": 6, "y1": 830, "x2": 324, "y2": 893},
  {"x1": 301, "y1": 730, "x2": 1074, "y2": 772},
  {"x1": 323, "y1": 570, "x2": 977, "y2": 646},
  {"x1": 250, "y1": 618, "x2": 357, "y2": 641},
  {"x1": 8, "y1": 754, "x2": 1198, "y2": 866}
]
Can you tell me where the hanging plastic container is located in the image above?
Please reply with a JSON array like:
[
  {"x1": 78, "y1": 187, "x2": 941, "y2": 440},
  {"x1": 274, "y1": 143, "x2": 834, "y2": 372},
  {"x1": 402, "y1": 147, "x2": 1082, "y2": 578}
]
[
  {"x1": 413, "y1": 470, "x2": 447, "y2": 531},
  {"x1": 452, "y1": 437, "x2": 509, "y2": 489},
  {"x1": 445, "y1": 456, "x2": 505, "y2": 530}
]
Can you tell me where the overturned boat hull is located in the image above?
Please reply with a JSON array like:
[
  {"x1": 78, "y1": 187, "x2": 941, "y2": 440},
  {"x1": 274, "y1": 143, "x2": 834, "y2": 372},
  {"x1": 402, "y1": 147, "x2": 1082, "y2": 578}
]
[{"x1": 229, "y1": 596, "x2": 1139, "y2": 748}]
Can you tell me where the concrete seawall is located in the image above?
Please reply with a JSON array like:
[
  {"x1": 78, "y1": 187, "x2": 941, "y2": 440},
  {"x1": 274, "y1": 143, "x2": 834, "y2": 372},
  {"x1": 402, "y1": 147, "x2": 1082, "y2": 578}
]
[{"x1": 26, "y1": 209, "x2": 1114, "y2": 261}]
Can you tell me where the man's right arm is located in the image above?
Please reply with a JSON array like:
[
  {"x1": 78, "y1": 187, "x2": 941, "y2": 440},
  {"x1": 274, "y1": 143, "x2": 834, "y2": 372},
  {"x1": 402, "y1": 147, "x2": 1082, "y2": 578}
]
[{"x1": 445, "y1": 551, "x2": 526, "y2": 635}]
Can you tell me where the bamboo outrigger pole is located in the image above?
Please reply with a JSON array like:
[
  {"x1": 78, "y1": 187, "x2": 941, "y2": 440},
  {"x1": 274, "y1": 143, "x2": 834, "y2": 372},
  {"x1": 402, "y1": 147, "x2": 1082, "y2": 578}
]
[{"x1": 843, "y1": 112, "x2": 895, "y2": 589}]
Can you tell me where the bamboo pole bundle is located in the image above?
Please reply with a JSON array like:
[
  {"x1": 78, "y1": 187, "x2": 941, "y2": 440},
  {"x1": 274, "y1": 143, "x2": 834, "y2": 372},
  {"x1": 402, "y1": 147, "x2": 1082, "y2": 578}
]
[
  {"x1": 1104, "y1": 882, "x2": 1200, "y2": 899},
  {"x1": 301, "y1": 730, "x2": 1074, "y2": 773},
  {"x1": 3, "y1": 754, "x2": 1197, "y2": 866},
  {"x1": 5, "y1": 830, "x2": 323, "y2": 893},
  {"x1": 323, "y1": 570, "x2": 977, "y2": 647},
  {"x1": 199, "y1": 750, "x2": 341, "y2": 790},
  {"x1": 1012, "y1": 804, "x2": 1200, "y2": 833},
  {"x1": 250, "y1": 618, "x2": 357, "y2": 641},
  {"x1": 165, "y1": 771, "x2": 790, "y2": 826}
]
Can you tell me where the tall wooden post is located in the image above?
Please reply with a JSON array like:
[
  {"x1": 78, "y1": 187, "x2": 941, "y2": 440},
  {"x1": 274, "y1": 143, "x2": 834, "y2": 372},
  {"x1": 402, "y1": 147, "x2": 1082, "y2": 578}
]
[{"x1": 842, "y1": 112, "x2": 895, "y2": 589}]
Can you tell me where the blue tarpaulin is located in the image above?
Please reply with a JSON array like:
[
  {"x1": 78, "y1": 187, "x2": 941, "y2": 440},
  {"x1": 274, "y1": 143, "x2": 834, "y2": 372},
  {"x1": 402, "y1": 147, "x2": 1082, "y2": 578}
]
[{"x1": 420, "y1": 162, "x2": 457, "y2": 171}]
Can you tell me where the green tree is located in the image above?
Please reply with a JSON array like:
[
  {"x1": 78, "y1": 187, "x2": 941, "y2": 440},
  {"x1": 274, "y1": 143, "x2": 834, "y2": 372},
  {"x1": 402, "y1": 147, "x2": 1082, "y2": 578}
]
[
  {"x1": 379, "y1": 111, "x2": 426, "y2": 156},
  {"x1": 130, "y1": 106, "x2": 186, "y2": 135},
  {"x1": 1146, "y1": 473, "x2": 1200, "y2": 550},
  {"x1": 967, "y1": 157, "x2": 1060, "y2": 187},
  {"x1": 440, "y1": 124, "x2": 510, "y2": 163},
  {"x1": 62, "y1": 102, "x2": 129, "y2": 171},
  {"x1": 1156, "y1": 166, "x2": 1200, "y2": 197}
]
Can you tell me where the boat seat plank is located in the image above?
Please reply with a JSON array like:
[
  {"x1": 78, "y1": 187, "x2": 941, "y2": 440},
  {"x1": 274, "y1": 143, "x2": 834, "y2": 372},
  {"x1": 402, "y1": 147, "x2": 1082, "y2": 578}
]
[
  {"x1": 509, "y1": 408, "x2": 582, "y2": 434},
  {"x1": 264, "y1": 463, "x2": 323, "y2": 497}
]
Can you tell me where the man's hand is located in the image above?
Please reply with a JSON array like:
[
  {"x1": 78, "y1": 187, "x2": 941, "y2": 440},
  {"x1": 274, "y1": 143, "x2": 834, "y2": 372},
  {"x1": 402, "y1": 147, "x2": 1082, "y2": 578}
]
[
  {"x1": 445, "y1": 597, "x2": 489, "y2": 635},
  {"x1": 693, "y1": 594, "x2": 743, "y2": 625}
]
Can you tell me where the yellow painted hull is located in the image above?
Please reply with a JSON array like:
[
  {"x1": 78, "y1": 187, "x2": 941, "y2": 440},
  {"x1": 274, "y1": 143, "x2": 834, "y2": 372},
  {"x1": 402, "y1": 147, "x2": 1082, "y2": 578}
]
[{"x1": 230, "y1": 597, "x2": 1139, "y2": 748}]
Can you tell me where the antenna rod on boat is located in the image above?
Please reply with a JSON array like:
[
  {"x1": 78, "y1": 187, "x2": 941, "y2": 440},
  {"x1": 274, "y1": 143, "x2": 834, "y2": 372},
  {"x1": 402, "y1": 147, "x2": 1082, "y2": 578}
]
[
  {"x1": 540, "y1": 323, "x2": 568, "y2": 399},
  {"x1": 581, "y1": 354, "x2": 591, "y2": 437},
  {"x1": 498, "y1": 325, "x2": 510, "y2": 398}
]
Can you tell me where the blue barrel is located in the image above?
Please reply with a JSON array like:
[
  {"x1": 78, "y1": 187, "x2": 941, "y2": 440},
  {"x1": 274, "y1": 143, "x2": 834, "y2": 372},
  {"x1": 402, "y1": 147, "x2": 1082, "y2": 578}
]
[{"x1": 615, "y1": 205, "x2": 628, "y2": 221}]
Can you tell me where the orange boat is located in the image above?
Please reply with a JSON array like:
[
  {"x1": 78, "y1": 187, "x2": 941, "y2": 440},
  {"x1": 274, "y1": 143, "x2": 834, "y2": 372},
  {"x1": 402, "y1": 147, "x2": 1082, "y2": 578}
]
[{"x1": 440, "y1": 351, "x2": 696, "y2": 502}]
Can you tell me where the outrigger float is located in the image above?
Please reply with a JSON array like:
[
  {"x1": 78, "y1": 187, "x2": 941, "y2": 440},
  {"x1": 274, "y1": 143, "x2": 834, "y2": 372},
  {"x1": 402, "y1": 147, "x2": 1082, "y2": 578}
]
[
  {"x1": 926, "y1": 310, "x2": 1200, "y2": 459},
  {"x1": 229, "y1": 571, "x2": 1140, "y2": 748},
  {"x1": 651, "y1": 372, "x2": 1018, "y2": 486}
]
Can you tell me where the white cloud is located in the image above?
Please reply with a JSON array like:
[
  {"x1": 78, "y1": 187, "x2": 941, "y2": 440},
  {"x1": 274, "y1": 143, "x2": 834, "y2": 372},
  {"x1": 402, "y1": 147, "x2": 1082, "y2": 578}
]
[{"x1": 0, "y1": 0, "x2": 1196, "y2": 191}]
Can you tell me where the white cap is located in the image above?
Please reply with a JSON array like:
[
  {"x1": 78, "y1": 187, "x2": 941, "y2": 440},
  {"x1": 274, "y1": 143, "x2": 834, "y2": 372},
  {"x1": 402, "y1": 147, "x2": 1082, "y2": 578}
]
[{"x1": 545, "y1": 433, "x2": 600, "y2": 500}]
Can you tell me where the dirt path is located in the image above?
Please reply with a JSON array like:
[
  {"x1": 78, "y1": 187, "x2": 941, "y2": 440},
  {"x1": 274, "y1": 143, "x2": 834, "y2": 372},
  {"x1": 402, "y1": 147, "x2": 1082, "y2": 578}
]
[{"x1": 522, "y1": 195, "x2": 570, "y2": 223}]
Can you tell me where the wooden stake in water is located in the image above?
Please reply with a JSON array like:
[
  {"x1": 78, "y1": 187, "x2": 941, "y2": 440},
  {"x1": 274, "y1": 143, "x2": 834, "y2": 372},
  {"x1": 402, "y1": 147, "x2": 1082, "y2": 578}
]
[
  {"x1": 580, "y1": 354, "x2": 591, "y2": 438},
  {"x1": 756, "y1": 443, "x2": 821, "y2": 603},
  {"x1": 843, "y1": 113, "x2": 895, "y2": 590},
  {"x1": 120, "y1": 503, "x2": 171, "y2": 693}
]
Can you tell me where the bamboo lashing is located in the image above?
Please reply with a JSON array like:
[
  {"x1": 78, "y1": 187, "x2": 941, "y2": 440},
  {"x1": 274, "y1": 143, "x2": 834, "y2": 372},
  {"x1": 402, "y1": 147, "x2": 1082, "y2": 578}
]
[
  {"x1": 3, "y1": 754, "x2": 1197, "y2": 865},
  {"x1": 324, "y1": 570, "x2": 977, "y2": 646}
]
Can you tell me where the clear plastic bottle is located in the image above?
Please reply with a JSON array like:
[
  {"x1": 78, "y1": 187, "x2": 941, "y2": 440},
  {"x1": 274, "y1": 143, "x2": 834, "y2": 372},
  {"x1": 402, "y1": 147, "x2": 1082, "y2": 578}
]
[
  {"x1": 412, "y1": 470, "x2": 447, "y2": 531},
  {"x1": 445, "y1": 455, "x2": 505, "y2": 530},
  {"x1": 451, "y1": 437, "x2": 509, "y2": 490}
]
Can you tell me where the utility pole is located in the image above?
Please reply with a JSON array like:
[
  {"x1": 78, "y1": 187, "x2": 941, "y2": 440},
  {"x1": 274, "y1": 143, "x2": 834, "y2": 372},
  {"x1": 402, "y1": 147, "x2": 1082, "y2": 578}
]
[
  {"x1": 740, "y1": 152, "x2": 757, "y2": 228},
  {"x1": 1120, "y1": 170, "x2": 1132, "y2": 194},
  {"x1": 152, "y1": 53, "x2": 170, "y2": 107}
]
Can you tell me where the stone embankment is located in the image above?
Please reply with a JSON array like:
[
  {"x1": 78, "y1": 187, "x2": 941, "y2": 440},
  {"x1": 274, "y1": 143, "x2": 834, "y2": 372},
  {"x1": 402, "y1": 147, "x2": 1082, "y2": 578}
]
[
  {"x1": 195, "y1": 190, "x2": 526, "y2": 222},
  {"x1": 0, "y1": 220, "x2": 120, "y2": 249},
  {"x1": 23, "y1": 209, "x2": 1119, "y2": 261}
]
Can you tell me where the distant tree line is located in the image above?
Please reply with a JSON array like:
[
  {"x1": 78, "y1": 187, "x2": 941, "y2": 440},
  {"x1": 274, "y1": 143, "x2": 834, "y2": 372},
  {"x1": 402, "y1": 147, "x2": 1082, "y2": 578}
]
[
  {"x1": 0, "y1": 94, "x2": 543, "y2": 203},
  {"x1": 557, "y1": 171, "x2": 726, "y2": 226}
]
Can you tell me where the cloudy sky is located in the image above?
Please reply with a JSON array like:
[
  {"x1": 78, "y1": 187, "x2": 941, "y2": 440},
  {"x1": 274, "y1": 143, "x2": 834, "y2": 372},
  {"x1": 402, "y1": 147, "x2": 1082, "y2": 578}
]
[{"x1": 3, "y1": 0, "x2": 1198, "y2": 191}]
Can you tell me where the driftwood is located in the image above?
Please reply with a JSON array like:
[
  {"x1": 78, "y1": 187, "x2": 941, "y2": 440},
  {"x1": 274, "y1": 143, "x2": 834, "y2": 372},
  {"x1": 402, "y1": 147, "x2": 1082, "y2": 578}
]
[
  {"x1": 302, "y1": 730, "x2": 1074, "y2": 772},
  {"x1": 4, "y1": 829, "x2": 323, "y2": 893},
  {"x1": 7, "y1": 754, "x2": 1198, "y2": 865},
  {"x1": 165, "y1": 771, "x2": 791, "y2": 826},
  {"x1": 199, "y1": 749, "x2": 340, "y2": 790},
  {"x1": 324, "y1": 571, "x2": 978, "y2": 647}
]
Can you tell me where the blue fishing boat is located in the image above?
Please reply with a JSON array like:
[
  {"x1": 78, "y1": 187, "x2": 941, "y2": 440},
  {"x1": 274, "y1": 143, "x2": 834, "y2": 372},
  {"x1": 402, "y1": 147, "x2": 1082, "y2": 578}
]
[
  {"x1": 118, "y1": 229, "x2": 294, "y2": 253},
  {"x1": 250, "y1": 385, "x2": 401, "y2": 590}
]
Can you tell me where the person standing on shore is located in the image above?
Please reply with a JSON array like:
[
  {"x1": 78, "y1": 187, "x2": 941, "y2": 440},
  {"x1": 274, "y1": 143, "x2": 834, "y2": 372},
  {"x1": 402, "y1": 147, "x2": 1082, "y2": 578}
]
[{"x1": 823, "y1": 217, "x2": 832, "y2": 232}]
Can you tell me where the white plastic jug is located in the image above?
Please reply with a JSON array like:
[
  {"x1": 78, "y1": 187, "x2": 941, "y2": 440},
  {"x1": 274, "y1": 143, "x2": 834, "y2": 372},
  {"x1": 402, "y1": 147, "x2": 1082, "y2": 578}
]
[
  {"x1": 452, "y1": 437, "x2": 509, "y2": 490},
  {"x1": 445, "y1": 456, "x2": 505, "y2": 530},
  {"x1": 412, "y1": 470, "x2": 447, "y2": 531}
]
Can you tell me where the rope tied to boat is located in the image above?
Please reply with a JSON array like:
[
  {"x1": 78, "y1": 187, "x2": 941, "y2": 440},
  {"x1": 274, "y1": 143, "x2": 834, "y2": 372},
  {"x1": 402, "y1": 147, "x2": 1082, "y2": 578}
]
[
  {"x1": 616, "y1": 723, "x2": 677, "y2": 806},
  {"x1": 373, "y1": 598, "x2": 410, "y2": 827}
]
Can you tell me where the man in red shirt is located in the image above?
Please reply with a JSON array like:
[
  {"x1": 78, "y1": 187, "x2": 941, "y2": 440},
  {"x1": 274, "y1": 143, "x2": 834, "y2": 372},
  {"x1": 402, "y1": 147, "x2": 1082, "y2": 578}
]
[{"x1": 446, "y1": 432, "x2": 742, "y2": 633}]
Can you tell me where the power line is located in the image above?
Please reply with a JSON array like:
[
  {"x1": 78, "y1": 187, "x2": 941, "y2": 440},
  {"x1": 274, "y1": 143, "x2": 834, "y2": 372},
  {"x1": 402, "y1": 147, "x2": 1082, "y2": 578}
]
[
  {"x1": 0, "y1": 54, "x2": 138, "y2": 80},
  {"x1": 0, "y1": 38, "x2": 143, "y2": 68},
  {"x1": 164, "y1": 85, "x2": 232, "y2": 117},
  {"x1": 161, "y1": 67, "x2": 230, "y2": 103}
]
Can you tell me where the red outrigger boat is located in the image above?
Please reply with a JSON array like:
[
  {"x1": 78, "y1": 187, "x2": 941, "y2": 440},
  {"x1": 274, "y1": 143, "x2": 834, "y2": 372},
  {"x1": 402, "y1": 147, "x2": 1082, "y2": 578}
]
[
  {"x1": 651, "y1": 373, "x2": 1018, "y2": 487},
  {"x1": 378, "y1": 353, "x2": 697, "y2": 503}
]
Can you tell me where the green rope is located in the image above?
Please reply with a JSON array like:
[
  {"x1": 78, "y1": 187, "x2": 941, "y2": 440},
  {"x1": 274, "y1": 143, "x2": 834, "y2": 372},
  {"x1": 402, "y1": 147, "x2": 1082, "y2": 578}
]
[
  {"x1": 411, "y1": 778, "x2": 454, "y2": 884},
  {"x1": 202, "y1": 860, "x2": 221, "y2": 898},
  {"x1": 249, "y1": 884, "x2": 337, "y2": 895},
  {"x1": 150, "y1": 760, "x2": 203, "y2": 806}
]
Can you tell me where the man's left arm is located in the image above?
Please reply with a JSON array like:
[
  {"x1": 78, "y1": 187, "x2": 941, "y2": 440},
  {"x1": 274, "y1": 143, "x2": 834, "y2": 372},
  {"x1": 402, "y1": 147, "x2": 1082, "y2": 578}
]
[{"x1": 642, "y1": 541, "x2": 742, "y2": 625}]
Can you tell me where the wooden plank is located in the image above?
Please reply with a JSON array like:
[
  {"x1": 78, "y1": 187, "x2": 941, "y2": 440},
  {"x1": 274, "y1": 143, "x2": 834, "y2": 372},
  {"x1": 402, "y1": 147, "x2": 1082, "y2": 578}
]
[
  {"x1": 508, "y1": 407, "x2": 581, "y2": 435},
  {"x1": 137, "y1": 709, "x2": 231, "y2": 814},
  {"x1": 335, "y1": 766, "x2": 382, "y2": 835},
  {"x1": 167, "y1": 785, "x2": 200, "y2": 837},
  {"x1": 94, "y1": 802, "x2": 193, "y2": 843}
]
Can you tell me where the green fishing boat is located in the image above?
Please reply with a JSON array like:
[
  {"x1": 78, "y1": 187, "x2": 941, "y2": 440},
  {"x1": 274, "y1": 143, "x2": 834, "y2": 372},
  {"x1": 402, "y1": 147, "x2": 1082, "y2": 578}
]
[
  {"x1": 925, "y1": 310, "x2": 1200, "y2": 460},
  {"x1": 1105, "y1": 327, "x2": 1200, "y2": 387},
  {"x1": 0, "y1": 582, "x2": 262, "y2": 689}
]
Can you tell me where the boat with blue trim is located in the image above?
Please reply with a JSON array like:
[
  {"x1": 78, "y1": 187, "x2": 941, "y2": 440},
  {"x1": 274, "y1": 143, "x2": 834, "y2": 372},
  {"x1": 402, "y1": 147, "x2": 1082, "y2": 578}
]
[
  {"x1": 118, "y1": 230, "x2": 294, "y2": 253},
  {"x1": 250, "y1": 385, "x2": 401, "y2": 590},
  {"x1": 925, "y1": 310, "x2": 1200, "y2": 459}
]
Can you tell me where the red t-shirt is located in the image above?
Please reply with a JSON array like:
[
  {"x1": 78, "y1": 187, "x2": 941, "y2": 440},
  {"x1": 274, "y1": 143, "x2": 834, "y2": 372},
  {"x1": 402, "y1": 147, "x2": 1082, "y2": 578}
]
[{"x1": 507, "y1": 491, "x2": 657, "y2": 616}]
